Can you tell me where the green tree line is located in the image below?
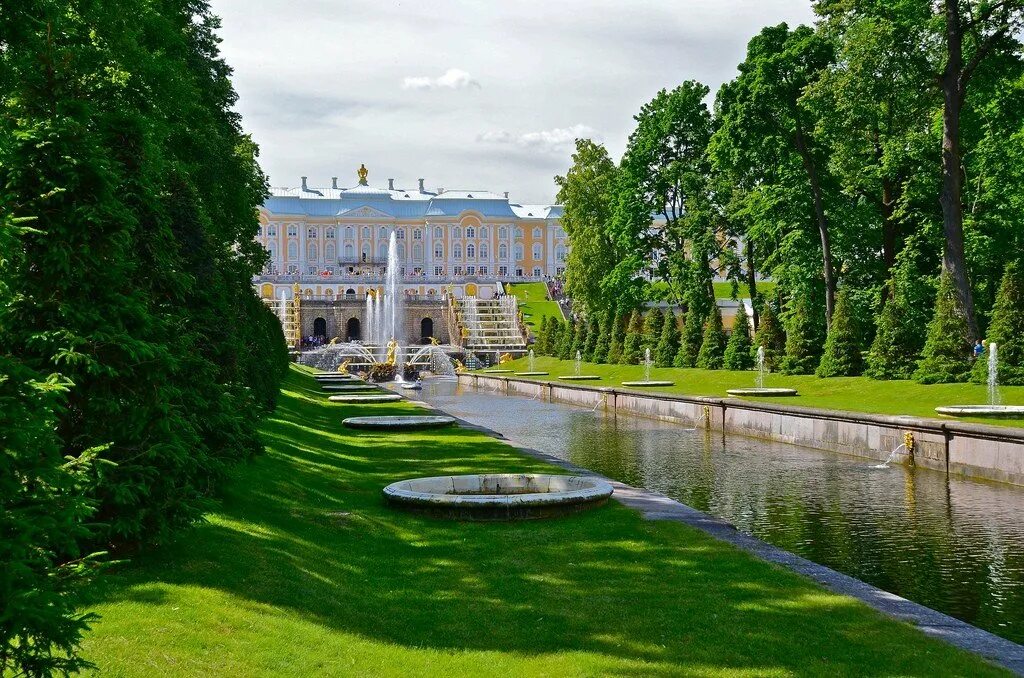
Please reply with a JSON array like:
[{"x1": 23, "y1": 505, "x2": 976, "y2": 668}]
[{"x1": 0, "y1": 0, "x2": 289, "y2": 673}]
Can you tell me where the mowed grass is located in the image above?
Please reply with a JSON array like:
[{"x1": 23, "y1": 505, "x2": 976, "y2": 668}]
[
  {"x1": 79, "y1": 366, "x2": 1008, "y2": 676},
  {"x1": 505, "y1": 281, "x2": 562, "y2": 330},
  {"x1": 489, "y1": 356, "x2": 1024, "y2": 428}
]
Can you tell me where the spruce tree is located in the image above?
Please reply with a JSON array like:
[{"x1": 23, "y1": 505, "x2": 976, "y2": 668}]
[
  {"x1": 583, "y1": 315, "x2": 601, "y2": 362},
  {"x1": 753, "y1": 302, "x2": 786, "y2": 371},
  {"x1": 865, "y1": 279, "x2": 920, "y2": 380},
  {"x1": 642, "y1": 308, "x2": 664, "y2": 352},
  {"x1": 915, "y1": 271, "x2": 972, "y2": 384},
  {"x1": 816, "y1": 289, "x2": 863, "y2": 377},
  {"x1": 558, "y1": 318, "x2": 577, "y2": 360},
  {"x1": 621, "y1": 309, "x2": 646, "y2": 364},
  {"x1": 571, "y1": 317, "x2": 589, "y2": 360},
  {"x1": 677, "y1": 307, "x2": 706, "y2": 367},
  {"x1": 780, "y1": 293, "x2": 826, "y2": 375},
  {"x1": 547, "y1": 319, "x2": 563, "y2": 358},
  {"x1": 607, "y1": 311, "x2": 628, "y2": 364},
  {"x1": 723, "y1": 303, "x2": 754, "y2": 370},
  {"x1": 655, "y1": 308, "x2": 681, "y2": 368},
  {"x1": 592, "y1": 308, "x2": 614, "y2": 364},
  {"x1": 696, "y1": 305, "x2": 727, "y2": 369},
  {"x1": 533, "y1": 317, "x2": 547, "y2": 355},
  {"x1": 973, "y1": 261, "x2": 1024, "y2": 385}
]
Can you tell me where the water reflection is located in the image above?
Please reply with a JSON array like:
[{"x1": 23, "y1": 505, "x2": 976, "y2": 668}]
[{"x1": 418, "y1": 379, "x2": 1024, "y2": 643}]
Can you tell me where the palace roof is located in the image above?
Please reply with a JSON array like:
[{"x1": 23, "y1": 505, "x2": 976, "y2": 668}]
[{"x1": 264, "y1": 182, "x2": 559, "y2": 220}]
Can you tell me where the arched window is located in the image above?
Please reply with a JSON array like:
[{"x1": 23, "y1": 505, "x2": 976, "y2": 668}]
[
  {"x1": 532, "y1": 227, "x2": 542, "y2": 239},
  {"x1": 413, "y1": 243, "x2": 423, "y2": 261},
  {"x1": 361, "y1": 243, "x2": 371, "y2": 261},
  {"x1": 326, "y1": 244, "x2": 335, "y2": 260},
  {"x1": 287, "y1": 241, "x2": 298, "y2": 261},
  {"x1": 480, "y1": 226, "x2": 489, "y2": 238},
  {"x1": 307, "y1": 227, "x2": 317, "y2": 238},
  {"x1": 454, "y1": 243, "x2": 463, "y2": 258},
  {"x1": 532, "y1": 243, "x2": 542, "y2": 260},
  {"x1": 413, "y1": 229, "x2": 422, "y2": 240},
  {"x1": 345, "y1": 226, "x2": 354, "y2": 238},
  {"x1": 434, "y1": 226, "x2": 443, "y2": 238},
  {"x1": 467, "y1": 243, "x2": 476, "y2": 259},
  {"x1": 379, "y1": 226, "x2": 387, "y2": 239},
  {"x1": 396, "y1": 228, "x2": 405, "y2": 240},
  {"x1": 326, "y1": 227, "x2": 335, "y2": 239},
  {"x1": 267, "y1": 243, "x2": 277, "y2": 261},
  {"x1": 555, "y1": 244, "x2": 566, "y2": 262},
  {"x1": 498, "y1": 226, "x2": 508, "y2": 239},
  {"x1": 267, "y1": 225, "x2": 278, "y2": 237},
  {"x1": 498, "y1": 243, "x2": 508, "y2": 260},
  {"x1": 378, "y1": 242, "x2": 388, "y2": 260},
  {"x1": 434, "y1": 242, "x2": 444, "y2": 258},
  {"x1": 479, "y1": 243, "x2": 488, "y2": 259},
  {"x1": 453, "y1": 226, "x2": 462, "y2": 239},
  {"x1": 362, "y1": 226, "x2": 370, "y2": 239},
  {"x1": 515, "y1": 227, "x2": 523, "y2": 238},
  {"x1": 514, "y1": 243, "x2": 524, "y2": 260},
  {"x1": 344, "y1": 243, "x2": 354, "y2": 259},
  {"x1": 287, "y1": 224, "x2": 298, "y2": 237},
  {"x1": 466, "y1": 226, "x2": 476, "y2": 239},
  {"x1": 397, "y1": 244, "x2": 406, "y2": 260},
  {"x1": 307, "y1": 243, "x2": 318, "y2": 261}
]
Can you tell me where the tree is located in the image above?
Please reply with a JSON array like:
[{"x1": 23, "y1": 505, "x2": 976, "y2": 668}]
[
  {"x1": 583, "y1": 315, "x2": 602, "y2": 362},
  {"x1": 655, "y1": 309, "x2": 681, "y2": 368},
  {"x1": 915, "y1": 271, "x2": 972, "y2": 383},
  {"x1": 571, "y1": 317, "x2": 589, "y2": 361},
  {"x1": 754, "y1": 302, "x2": 787, "y2": 371},
  {"x1": 724, "y1": 303, "x2": 755, "y2": 370},
  {"x1": 781, "y1": 293, "x2": 827, "y2": 375},
  {"x1": 607, "y1": 312, "x2": 628, "y2": 364},
  {"x1": 555, "y1": 140, "x2": 621, "y2": 315},
  {"x1": 676, "y1": 307, "x2": 705, "y2": 368},
  {"x1": 697, "y1": 305, "x2": 728, "y2": 369},
  {"x1": 865, "y1": 279, "x2": 923, "y2": 380},
  {"x1": 621, "y1": 310, "x2": 646, "y2": 364},
  {"x1": 816, "y1": 289, "x2": 863, "y2": 376},
  {"x1": 642, "y1": 308, "x2": 664, "y2": 353},
  {"x1": 974, "y1": 261, "x2": 1024, "y2": 385},
  {"x1": 592, "y1": 308, "x2": 614, "y2": 364},
  {"x1": 558, "y1": 318, "x2": 576, "y2": 361}
]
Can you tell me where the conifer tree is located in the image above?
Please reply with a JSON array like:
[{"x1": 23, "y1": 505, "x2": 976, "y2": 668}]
[
  {"x1": 816, "y1": 289, "x2": 863, "y2": 377},
  {"x1": 915, "y1": 271, "x2": 972, "y2": 383},
  {"x1": 697, "y1": 305, "x2": 727, "y2": 369},
  {"x1": 607, "y1": 311, "x2": 628, "y2": 364},
  {"x1": 865, "y1": 279, "x2": 921, "y2": 380},
  {"x1": 621, "y1": 309, "x2": 646, "y2": 364},
  {"x1": 656, "y1": 308, "x2": 681, "y2": 367},
  {"x1": 592, "y1": 308, "x2": 614, "y2": 363},
  {"x1": 973, "y1": 261, "x2": 1024, "y2": 385},
  {"x1": 583, "y1": 315, "x2": 601, "y2": 362},
  {"x1": 547, "y1": 319, "x2": 563, "y2": 358},
  {"x1": 723, "y1": 303, "x2": 754, "y2": 370},
  {"x1": 571, "y1": 317, "x2": 589, "y2": 360},
  {"x1": 753, "y1": 302, "x2": 786, "y2": 371},
  {"x1": 780, "y1": 293, "x2": 826, "y2": 375},
  {"x1": 642, "y1": 308, "x2": 664, "y2": 352},
  {"x1": 558, "y1": 318, "x2": 576, "y2": 360},
  {"x1": 677, "y1": 306, "x2": 706, "y2": 367}
]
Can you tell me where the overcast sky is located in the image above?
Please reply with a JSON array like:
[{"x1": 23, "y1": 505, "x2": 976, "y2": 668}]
[{"x1": 211, "y1": 0, "x2": 815, "y2": 204}]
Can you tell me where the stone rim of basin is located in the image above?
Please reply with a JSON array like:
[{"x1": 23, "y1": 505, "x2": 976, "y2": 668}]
[
  {"x1": 726, "y1": 388, "x2": 799, "y2": 397},
  {"x1": 558, "y1": 375, "x2": 601, "y2": 380},
  {"x1": 321, "y1": 384, "x2": 380, "y2": 391},
  {"x1": 515, "y1": 371, "x2": 549, "y2": 376},
  {"x1": 621, "y1": 380, "x2": 675, "y2": 387},
  {"x1": 934, "y1": 405, "x2": 1024, "y2": 417},
  {"x1": 383, "y1": 473, "x2": 613, "y2": 509},
  {"x1": 483, "y1": 369, "x2": 514, "y2": 373},
  {"x1": 315, "y1": 373, "x2": 357, "y2": 379},
  {"x1": 327, "y1": 394, "x2": 403, "y2": 402},
  {"x1": 342, "y1": 415, "x2": 456, "y2": 429}
]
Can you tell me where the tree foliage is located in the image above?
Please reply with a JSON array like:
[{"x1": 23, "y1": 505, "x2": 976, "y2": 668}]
[
  {"x1": 724, "y1": 303, "x2": 755, "y2": 370},
  {"x1": 816, "y1": 289, "x2": 863, "y2": 377},
  {"x1": 915, "y1": 271, "x2": 973, "y2": 384},
  {"x1": 974, "y1": 261, "x2": 1024, "y2": 385},
  {"x1": 697, "y1": 305, "x2": 728, "y2": 370},
  {"x1": 655, "y1": 309, "x2": 681, "y2": 368}
]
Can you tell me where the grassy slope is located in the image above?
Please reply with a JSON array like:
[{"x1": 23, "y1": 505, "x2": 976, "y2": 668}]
[
  {"x1": 505, "y1": 281, "x2": 562, "y2": 331},
  {"x1": 490, "y1": 356, "x2": 1024, "y2": 428},
  {"x1": 79, "y1": 366, "x2": 1006, "y2": 676}
]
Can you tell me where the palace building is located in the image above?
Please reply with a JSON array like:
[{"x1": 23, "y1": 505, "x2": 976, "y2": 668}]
[{"x1": 254, "y1": 165, "x2": 567, "y2": 304}]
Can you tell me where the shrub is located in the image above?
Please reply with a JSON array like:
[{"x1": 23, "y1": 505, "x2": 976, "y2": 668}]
[
  {"x1": 973, "y1": 261, "x2": 1024, "y2": 385},
  {"x1": 621, "y1": 310, "x2": 646, "y2": 364},
  {"x1": 816, "y1": 289, "x2": 863, "y2": 377},
  {"x1": 753, "y1": 302, "x2": 786, "y2": 371},
  {"x1": 655, "y1": 308, "x2": 681, "y2": 367},
  {"x1": 723, "y1": 303, "x2": 754, "y2": 370},
  {"x1": 696, "y1": 304, "x2": 727, "y2": 370},
  {"x1": 915, "y1": 270, "x2": 972, "y2": 384}
]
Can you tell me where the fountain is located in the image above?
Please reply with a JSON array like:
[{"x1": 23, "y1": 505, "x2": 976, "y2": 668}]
[
  {"x1": 936, "y1": 342, "x2": 1024, "y2": 417},
  {"x1": 558, "y1": 350, "x2": 600, "y2": 381},
  {"x1": 622, "y1": 347, "x2": 674, "y2": 387},
  {"x1": 343, "y1": 415, "x2": 456, "y2": 431},
  {"x1": 726, "y1": 345, "x2": 798, "y2": 397},
  {"x1": 516, "y1": 347, "x2": 549, "y2": 376}
]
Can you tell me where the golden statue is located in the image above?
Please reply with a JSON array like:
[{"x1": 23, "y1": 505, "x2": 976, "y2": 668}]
[
  {"x1": 499, "y1": 353, "x2": 513, "y2": 364},
  {"x1": 357, "y1": 164, "x2": 368, "y2": 186},
  {"x1": 430, "y1": 336, "x2": 440, "y2": 346},
  {"x1": 338, "y1": 359, "x2": 350, "y2": 374},
  {"x1": 385, "y1": 339, "x2": 399, "y2": 366},
  {"x1": 454, "y1": 359, "x2": 467, "y2": 373}
]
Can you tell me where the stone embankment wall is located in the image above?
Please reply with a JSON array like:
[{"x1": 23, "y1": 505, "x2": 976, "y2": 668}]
[{"x1": 462, "y1": 374, "x2": 1024, "y2": 487}]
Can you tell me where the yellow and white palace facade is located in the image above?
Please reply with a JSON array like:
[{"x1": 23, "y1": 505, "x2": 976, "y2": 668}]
[{"x1": 254, "y1": 168, "x2": 567, "y2": 302}]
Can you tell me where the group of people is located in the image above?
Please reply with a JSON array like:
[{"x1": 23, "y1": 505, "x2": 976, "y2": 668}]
[
  {"x1": 974, "y1": 339, "x2": 989, "y2": 359},
  {"x1": 301, "y1": 335, "x2": 329, "y2": 349}
]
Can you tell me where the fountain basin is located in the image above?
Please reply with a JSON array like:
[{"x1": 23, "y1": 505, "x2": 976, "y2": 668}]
[
  {"x1": 382, "y1": 473, "x2": 613, "y2": 521},
  {"x1": 483, "y1": 369, "x2": 514, "y2": 374},
  {"x1": 935, "y1": 405, "x2": 1024, "y2": 418},
  {"x1": 515, "y1": 371, "x2": 549, "y2": 376},
  {"x1": 558, "y1": 375, "x2": 601, "y2": 381},
  {"x1": 328, "y1": 394, "x2": 403, "y2": 403},
  {"x1": 315, "y1": 372, "x2": 355, "y2": 379},
  {"x1": 322, "y1": 384, "x2": 380, "y2": 392},
  {"x1": 621, "y1": 380, "x2": 675, "y2": 387},
  {"x1": 727, "y1": 388, "x2": 798, "y2": 397},
  {"x1": 343, "y1": 415, "x2": 456, "y2": 430}
]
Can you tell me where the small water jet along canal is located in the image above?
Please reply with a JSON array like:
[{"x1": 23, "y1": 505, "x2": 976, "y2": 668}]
[{"x1": 417, "y1": 378, "x2": 1024, "y2": 644}]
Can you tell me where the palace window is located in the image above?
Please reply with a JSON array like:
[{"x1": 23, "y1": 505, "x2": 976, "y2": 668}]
[
  {"x1": 361, "y1": 243, "x2": 371, "y2": 261},
  {"x1": 379, "y1": 226, "x2": 387, "y2": 239},
  {"x1": 345, "y1": 226, "x2": 354, "y2": 238},
  {"x1": 466, "y1": 226, "x2": 475, "y2": 239},
  {"x1": 434, "y1": 266, "x2": 444, "y2": 276},
  {"x1": 287, "y1": 224, "x2": 298, "y2": 237},
  {"x1": 398, "y1": 244, "x2": 406, "y2": 260},
  {"x1": 326, "y1": 244, "x2": 336, "y2": 260},
  {"x1": 514, "y1": 244, "x2": 524, "y2": 260},
  {"x1": 515, "y1": 227, "x2": 523, "y2": 238},
  {"x1": 413, "y1": 229, "x2": 422, "y2": 240},
  {"x1": 307, "y1": 227, "x2": 317, "y2": 238},
  {"x1": 498, "y1": 244, "x2": 508, "y2": 260},
  {"x1": 532, "y1": 227, "x2": 542, "y2": 239},
  {"x1": 454, "y1": 243, "x2": 462, "y2": 258},
  {"x1": 453, "y1": 226, "x2": 462, "y2": 239},
  {"x1": 434, "y1": 243, "x2": 444, "y2": 258},
  {"x1": 532, "y1": 243, "x2": 542, "y2": 260},
  {"x1": 267, "y1": 225, "x2": 277, "y2": 237},
  {"x1": 287, "y1": 264, "x2": 299, "y2": 274},
  {"x1": 266, "y1": 244, "x2": 276, "y2": 260},
  {"x1": 378, "y1": 242, "x2": 388, "y2": 259},
  {"x1": 413, "y1": 243, "x2": 423, "y2": 261},
  {"x1": 308, "y1": 266, "x2": 318, "y2": 275},
  {"x1": 326, "y1": 227, "x2": 335, "y2": 239},
  {"x1": 396, "y1": 228, "x2": 405, "y2": 240},
  {"x1": 498, "y1": 226, "x2": 508, "y2": 239},
  {"x1": 467, "y1": 266, "x2": 475, "y2": 275},
  {"x1": 287, "y1": 241, "x2": 298, "y2": 261},
  {"x1": 454, "y1": 265, "x2": 463, "y2": 275},
  {"x1": 479, "y1": 243, "x2": 488, "y2": 259},
  {"x1": 555, "y1": 244, "x2": 566, "y2": 262},
  {"x1": 362, "y1": 226, "x2": 370, "y2": 239},
  {"x1": 434, "y1": 226, "x2": 443, "y2": 238},
  {"x1": 479, "y1": 266, "x2": 488, "y2": 276},
  {"x1": 532, "y1": 267, "x2": 542, "y2": 277},
  {"x1": 480, "y1": 226, "x2": 488, "y2": 238},
  {"x1": 307, "y1": 243, "x2": 318, "y2": 261},
  {"x1": 466, "y1": 243, "x2": 476, "y2": 259},
  {"x1": 498, "y1": 265, "x2": 508, "y2": 277},
  {"x1": 343, "y1": 243, "x2": 353, "y2": 259}
]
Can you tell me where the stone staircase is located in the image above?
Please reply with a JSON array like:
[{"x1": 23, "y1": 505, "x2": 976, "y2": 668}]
[{"x1": 449, "y1": 295, "x2": 528, "y2": 359}]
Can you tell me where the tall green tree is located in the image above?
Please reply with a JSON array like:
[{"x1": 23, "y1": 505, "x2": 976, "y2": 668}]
[
  {"x1": 974, "y1": 261, "x2": 1024, "y2": 385},
  {"x1": 582, "y1": 315, "x2": 601, "y2": 362},
  {"x1": 781, "y1": 292, "x2": 827, "y2": 375},
  {"x1": 816, "y1": 289, "x2": 863, "y2": 376},
  {"x1": 607, "y1": 312, "x2": 628, "y2": 364},
  {"x1": 642, "y1": 308, "x2": 664, "y2": 353},
  {"x1": 915, "y1": 271, "x2": 973, "y2": 383},
  {"x1": 753, "y1": 302, "x2": 787, "y2": 371},
  {"x1": 592, "y1": 308, "x2": 614, "y2": 364},
  {"x1": 697, "y1": 305, "x2": 728, "y2": 370},
  {"x1": 621, "y1": 310, "x2": 646, "y2": 365},
  {"x1": 724, "y1": 303, "x2": 755, "y2": 370},
  {"x1": 655, "y1": 309, "x2": 681, "y2": 368}
]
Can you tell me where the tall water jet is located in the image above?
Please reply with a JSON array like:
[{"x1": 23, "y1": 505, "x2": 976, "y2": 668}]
[
  {"x1": 756, "y1": 346, "x2": 766, "y2": 389},
  {"x1": 643, "y1": 347, "x2": 652, "y2": 383},
  {"x1": 989, "y1": 342, "x2": 1001, "y2": 406},
  {"x1": 383, "y1": 231, "x2": 404, "y2": 348},
  {"x1": 575, "y1": 350, "x2": 582, "y2": 377},
  {"x1": 365, "y1": 293, "x2": 375, "y2": 345},
  {"x1": 529, "y1": 348, "x2": 535, "y2": 372}
]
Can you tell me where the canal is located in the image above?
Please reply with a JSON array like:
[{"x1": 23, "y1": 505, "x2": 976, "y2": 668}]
[{"x1": 417, "y1": 378, "x2": 1024, "y2": 644}]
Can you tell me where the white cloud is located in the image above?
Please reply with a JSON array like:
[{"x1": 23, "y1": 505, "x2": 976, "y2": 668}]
[
  {"x1": 477, "y1": 124, "x2": 600, "y2": 154},
  {"x1": 401, "y1": 68, "x2": 481, "y2": 91}
]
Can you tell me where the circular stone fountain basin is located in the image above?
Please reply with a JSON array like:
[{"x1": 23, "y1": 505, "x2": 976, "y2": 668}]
[
  {"x1": 343, "y1": 415, "x2": 456, "y2": 430},
  {"x1": 515, "y1": 371, "x2": 549, "y2": 376},
  {"x1": 935, "y1": 405, "x2": 1024, "y2": 418},
  {"x1": 315, "y1": 373, "x2": 356, "y2": 380},
  {"x1": 327, "y1": 393, "x2": 403, "y2": 403},
  {"x1": 321, "y1": 384, "x2": 379, "y2": 391},
  {"x1": 383, "y1": 473, "x2": 613, "y2": 520},
  {"x1": 558, "y1": 375, "x2": 601, "y2": 381},
  {"x1": 621, "y1": 380, "x2": 675, "y2": 387},
  {"x1": 727, "y1": 388, "x2": 798, "y2": 397},
  {"x1": 483, "y1": 369, "x2": 514, "y2": 373}
]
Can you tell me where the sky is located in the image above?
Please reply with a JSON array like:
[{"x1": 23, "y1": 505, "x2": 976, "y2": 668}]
[{"x1": 211, "y1": 0, "x2": 816, "y2": 204}]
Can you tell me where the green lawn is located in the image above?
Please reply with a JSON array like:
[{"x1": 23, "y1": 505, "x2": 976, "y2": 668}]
[
  {"x1": 505, "y1": 281, "x2": 563, "y2": 331},
  {"x1": 79, "y1": 366, "x2": 1007, "y2": 676},
  {"x1": 488, "y1": 356, "x2": 1024, "y2": 428}
]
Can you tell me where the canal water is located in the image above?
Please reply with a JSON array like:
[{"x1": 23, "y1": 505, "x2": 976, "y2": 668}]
[{"x1": 417, "y1": 378, "x2": 1024, "y2": 644}]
